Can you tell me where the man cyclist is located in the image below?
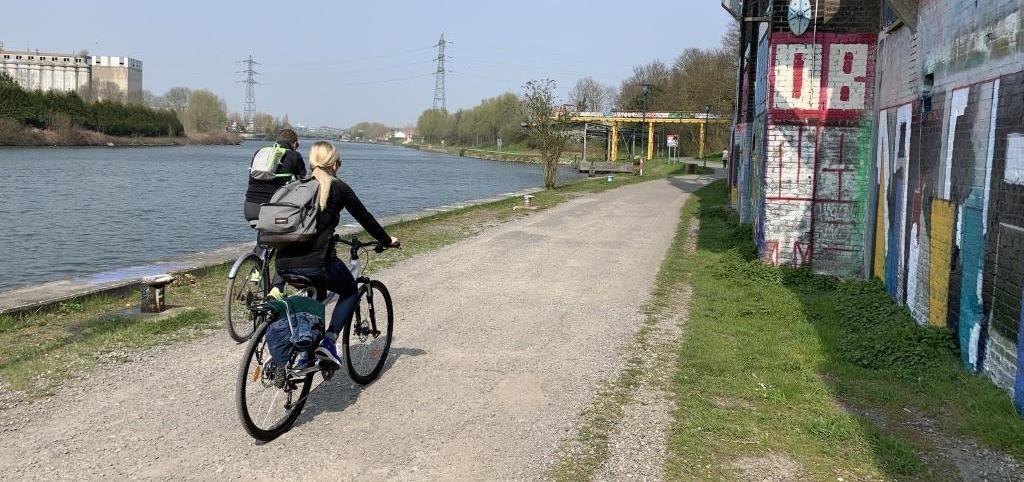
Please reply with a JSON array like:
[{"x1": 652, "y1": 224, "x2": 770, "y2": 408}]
[
  {"x1": 244, "y1": 128, "x2": 306, "y2": 299},
  {"x1": 244, "y1": 128, "x2": 307, "y2": 224}
]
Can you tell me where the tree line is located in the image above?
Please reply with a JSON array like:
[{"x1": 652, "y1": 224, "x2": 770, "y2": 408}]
[
  {"x1": 415, "y1": 23, "x2": 738, "y2": 156},
  {"x1": 0, "y1": 72, "x2": 183, "y2": 137},
  {"x1": 416, "y1": 93, "x2": 525, "y2": 147}
]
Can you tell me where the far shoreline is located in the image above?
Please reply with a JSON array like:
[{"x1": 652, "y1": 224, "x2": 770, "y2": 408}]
[{"x1": 0, "y1": 128, "x2": 242, "y2": 148}]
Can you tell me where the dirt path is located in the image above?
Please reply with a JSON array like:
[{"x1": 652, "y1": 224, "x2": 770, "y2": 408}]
[{"x1": 0, "y1": 176, "x2": 713, "y2": 480}]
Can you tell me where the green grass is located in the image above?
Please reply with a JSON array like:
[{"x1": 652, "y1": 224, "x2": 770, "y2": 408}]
[
  {"x1": 0, "y1": 160, "x2": 707, "y2": 396},
  {"x1": 662, "y1": 181, "x2": 1024, "y2": 480}
]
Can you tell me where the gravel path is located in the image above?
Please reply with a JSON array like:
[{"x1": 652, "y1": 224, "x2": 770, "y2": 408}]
[{"x1": 0, "y1": 177, "x2": 707, "y2": 481}]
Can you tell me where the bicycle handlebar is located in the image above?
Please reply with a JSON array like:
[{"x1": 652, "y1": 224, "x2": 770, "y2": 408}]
[{"x1": 333, "y1": 235, "x2": 400, "y2": 252}]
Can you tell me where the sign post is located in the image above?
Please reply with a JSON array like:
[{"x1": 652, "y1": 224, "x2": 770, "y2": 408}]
[{"x1": 666, "y1": 135, "x2": 679, "y2": 162}]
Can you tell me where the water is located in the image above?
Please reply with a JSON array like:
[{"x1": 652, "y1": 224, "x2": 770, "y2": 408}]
[{"x1": 0, "y1": 141, "x2": 581, "y2": 292}]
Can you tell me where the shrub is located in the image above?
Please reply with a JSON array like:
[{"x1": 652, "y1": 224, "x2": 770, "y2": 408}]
[{"x1": 0, "y1": 73, "x2": 183, "y2": 138}]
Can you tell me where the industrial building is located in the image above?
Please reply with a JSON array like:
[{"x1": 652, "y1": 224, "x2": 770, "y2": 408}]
[{"x1": 0, "y1": 43, "x2": 143, "y2": 98}]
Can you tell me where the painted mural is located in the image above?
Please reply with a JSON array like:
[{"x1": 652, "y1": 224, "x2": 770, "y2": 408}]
[
  {"x1": 729, "y1": 0, "x2": 1024, "y2": 406},
  {"x1": 758, "y1": 32, "x2": 875, "y2": 276}
]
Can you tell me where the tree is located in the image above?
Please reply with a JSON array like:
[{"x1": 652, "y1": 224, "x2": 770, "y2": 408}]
[
  {"x1": 617, "y1": 60, "x2": 671, "y2": 110},
  {"x1": 253, "y1": 112, "x2": 278, "y2": 139},
  {"x1": 181, "y1": 89, "x2": 227, "y2": 134},
  {"x1": 522, "y1": 79, "x2": 570, "y2": 189},
  {"x1": 416, "y1": 108, "x2": 450, "y2": 144},
  {"x1": 282, "y1": 113, "x2": 292, "y2": 130},
  {"x1": 162, "y1": 87, "x2": 191, "y2": 113},
  {"x1": 568, "y1": 77, "x2": 611, "y2": 112}
]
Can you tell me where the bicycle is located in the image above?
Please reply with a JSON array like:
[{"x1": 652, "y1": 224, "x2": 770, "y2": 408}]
[
  {"x1": 224, "y1": 244, "x2": 277, "y2": 343},
  {"x1": 236, "y1": 236, "x2": 397, "y2": 442}
]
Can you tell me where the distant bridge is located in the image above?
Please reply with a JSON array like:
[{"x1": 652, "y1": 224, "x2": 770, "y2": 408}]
[{"x1": 565, "y1": 111, "x2": 729, "y2": 161}]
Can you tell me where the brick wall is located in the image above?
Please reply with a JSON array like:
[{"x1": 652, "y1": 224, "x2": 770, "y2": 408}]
[
  {"x1": 760, "y1": 26, "x2": 877, "y2": 276},
  {"x1": 869, "y1": 0, "x2": 1024, "y2": 411},
  {"x1": 728, "y1": 0, "x2": 1024, "y2": 412}
]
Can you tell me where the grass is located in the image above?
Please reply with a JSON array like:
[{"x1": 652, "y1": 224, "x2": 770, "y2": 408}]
[
  {"x1": 661, "y1": 181, "x2": 1024, "y2": 480},
  {"x1": 0, "y1": 159, "x2": 705, "y2": 397}
]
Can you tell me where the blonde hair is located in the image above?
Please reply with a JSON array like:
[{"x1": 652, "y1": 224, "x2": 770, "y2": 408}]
[{"x1": 308, "y1": 141, "x2": 340, "y2": 210}]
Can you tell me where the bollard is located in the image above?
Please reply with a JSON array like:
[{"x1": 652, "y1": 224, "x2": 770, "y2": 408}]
[
  {"x1": 513, "y1": 194, "x2": 539, "y2": 211},
  {"x1": 140, "y1": 274, "x2": 175, "y2": 313}
]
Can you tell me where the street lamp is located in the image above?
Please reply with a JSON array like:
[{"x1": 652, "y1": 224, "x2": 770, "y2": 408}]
[
  {"x1": 641, "y1": 83, "x2": 651, "y2": 175},
  {"x1": 702, "y1": 105, "x2": 712, "y2": 168}
]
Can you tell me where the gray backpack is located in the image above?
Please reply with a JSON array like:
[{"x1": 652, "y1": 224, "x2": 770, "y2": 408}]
[{"x1": 256, "y1": 178, "x2": 321, "y2": 247}]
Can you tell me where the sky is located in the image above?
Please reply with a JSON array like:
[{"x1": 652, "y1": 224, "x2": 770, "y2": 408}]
[{"x1": 3, "y1": 0, "x2": 733, "y2": 128}]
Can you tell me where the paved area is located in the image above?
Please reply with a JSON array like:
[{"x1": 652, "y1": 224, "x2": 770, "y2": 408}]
[{"x1": 0, "y1": 176, "x2": 713, "y2": 480}]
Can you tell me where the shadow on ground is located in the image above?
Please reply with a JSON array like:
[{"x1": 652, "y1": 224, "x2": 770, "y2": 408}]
[{"x1": 289, "y1": 345, "x2": 427, "y2": 430}]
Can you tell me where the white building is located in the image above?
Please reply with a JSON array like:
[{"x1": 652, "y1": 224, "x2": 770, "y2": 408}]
[
  {"x1": 87, "y1": 55, "x2": 143, "y2": 98},
  {"x1": 0, "y1": 49, "x2": 91, "y2": 93},
  {"x1": 0, "y1": 44, "x2": 142, "y2": 99}
]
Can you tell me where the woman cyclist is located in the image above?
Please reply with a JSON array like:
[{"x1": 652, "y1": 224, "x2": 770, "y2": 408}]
[{"x1": 275, "y1": 141, "x2": 399, "y2": 368}]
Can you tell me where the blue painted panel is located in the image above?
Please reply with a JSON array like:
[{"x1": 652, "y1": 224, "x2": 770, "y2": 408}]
[{"x1": 958, "y1": 189, "x2": 986, "y2": 370}]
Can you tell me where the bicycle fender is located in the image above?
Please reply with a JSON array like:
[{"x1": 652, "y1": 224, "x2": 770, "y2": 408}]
[{"x1": 228, "y1": 253, "x2": 262, "y2": 279}]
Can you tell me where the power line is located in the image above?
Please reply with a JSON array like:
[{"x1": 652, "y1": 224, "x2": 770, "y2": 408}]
[
  {"x1": 236, "y1": 55, "x2": 260, "y2": 131},
  {"x1": 433, "y1": 34, "x2": 448, "y2": 111},
  {"x1": 265, "y1": 45, "x2": 436, "y2": 67},
  {"x1": 261, "y1": 72, "x2": 436, "y2": 88},
  {"x1": 259, "y1": 59, "x2": 435, "y2": 77}
]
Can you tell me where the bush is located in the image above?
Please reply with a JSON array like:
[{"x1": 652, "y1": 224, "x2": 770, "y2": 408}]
[{"x1": 0, "y1": 72, "x2": 183, "y2": 138}]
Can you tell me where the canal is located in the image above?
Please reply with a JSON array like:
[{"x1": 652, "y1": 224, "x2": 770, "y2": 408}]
[{"x1": 0, "y1": 141, "x2": 581, "y2": 292}]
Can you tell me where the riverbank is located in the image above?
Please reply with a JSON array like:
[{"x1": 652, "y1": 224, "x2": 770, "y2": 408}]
[
  {"x1": 411, "y1": 143, "x2": 577, "y2": 165},
  {"x1": 0, "y1": 159, "x2": 698, "y2": 400},
  {"x1": 0, "y1": 122, "x2": 240, "y2": 146}
]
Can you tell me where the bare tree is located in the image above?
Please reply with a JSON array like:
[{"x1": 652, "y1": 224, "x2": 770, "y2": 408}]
[
  {"x1": 522, "y1": 79, "x2": 570, "y2": 189},
  {"x1": 163, "y1": 87, "x2": 191, "y2": 113},
  {"x1": 617, "y1": 60, "x2": 671, "y2": 110},
  {"x1": 568, "y1": 77, "x2": 611, "y2": 112}
]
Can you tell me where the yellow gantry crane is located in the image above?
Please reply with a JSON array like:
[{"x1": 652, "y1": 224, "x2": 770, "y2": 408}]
[{"x1": 567, "y1": 112, "x2": 729, "y2": 161}]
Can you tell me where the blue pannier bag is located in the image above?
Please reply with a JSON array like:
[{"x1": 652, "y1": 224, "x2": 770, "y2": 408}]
[{"x1": 264, "y1": 296, "x2": 325, "y2": 366}]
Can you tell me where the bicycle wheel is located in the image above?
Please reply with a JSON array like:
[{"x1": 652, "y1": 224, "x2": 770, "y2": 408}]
[
  {"x1": 225, "y1": 254, "x2": 264, "y2": 342},
  {"x1": 342, "y1": 280, "x2": 394, "y2": 385},
  {"x1": 236, "y1": 322, "x2": 313, "y2": 442}
]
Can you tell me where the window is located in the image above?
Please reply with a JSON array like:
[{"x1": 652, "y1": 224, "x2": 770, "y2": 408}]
[
  {"x1": 51, "y1": 57, "x2": 57, "y2": 61},
  {"x1": 28, "y1": 56, "x2": 34, "y2": 60}
]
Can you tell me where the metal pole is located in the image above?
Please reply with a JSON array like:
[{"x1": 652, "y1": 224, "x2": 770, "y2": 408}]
[{"x1": 585, "y1": 123, "x2": 594, "y2": 176}]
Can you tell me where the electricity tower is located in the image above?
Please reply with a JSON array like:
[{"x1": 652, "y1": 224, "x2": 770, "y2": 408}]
[
  {"x1": 236, "y1": 55, "x2": 260, "y2": 132},
  {"x1": 433, "y1": 35, "x2": 448, "y2": 111}
]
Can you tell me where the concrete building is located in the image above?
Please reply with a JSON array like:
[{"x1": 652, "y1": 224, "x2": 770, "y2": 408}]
[
  {"x1": 0, "y1": 44, "x2": 143, "y2": 99},
  {"x1": 88, "y1": 55, "x2": 143, "y2": 98},
  {"x1": 0, "y1": 49, "x2": 91, "y2": 93},
  {"x1": 725, "y1": 0, "x2": 1024, "y2": 413}
]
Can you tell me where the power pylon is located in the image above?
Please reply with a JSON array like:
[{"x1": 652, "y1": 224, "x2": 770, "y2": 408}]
[
  {"x1": 236, "y1": 55, "x2": 260, "y2": 132},
  {"x1": 432, "y1": 35, "x2": 448, "y2": 111}
]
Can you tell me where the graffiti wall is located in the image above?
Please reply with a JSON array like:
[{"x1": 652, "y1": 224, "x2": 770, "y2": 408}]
[
  {"x1": 759, "y1": 33, "x2": 875, "y2": 276},
  {"x1": 868, "y1": 1, "x2": 1024, "y2": 409},
  {"x1": 728, "y1": 0, "x2": 1024, "y2": 409}
]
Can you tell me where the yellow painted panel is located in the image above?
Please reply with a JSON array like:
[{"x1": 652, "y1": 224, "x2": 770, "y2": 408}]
[
  {"x1": 873, "y1": 178, "x2": 886, "y2": 279},
  {"x1": 929, "y1": 199, "x2": 955, "y2": 328}
]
